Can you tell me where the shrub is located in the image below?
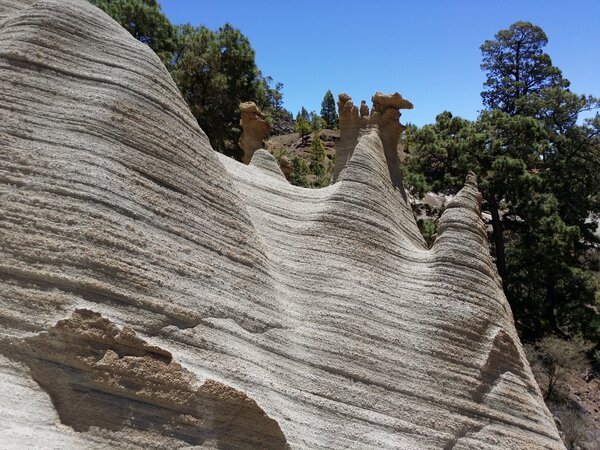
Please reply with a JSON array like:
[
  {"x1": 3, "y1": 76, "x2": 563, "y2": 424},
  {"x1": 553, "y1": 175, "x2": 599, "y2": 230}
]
[
  {"x1": 295, "y1": 117, "x2": 311, "y2": 142},
  {"x1": 417, "y1": 218, "x2": 437, "y2": 248},
  {"x1": 556, "y1": 407, "x2": 593, "y2": 450},
  {"x1": 525, "y1": 336, "x2": 593, "y2": 400},
  {"x1": 290, "y1": 156, "x2": 309, "y2": 187}
]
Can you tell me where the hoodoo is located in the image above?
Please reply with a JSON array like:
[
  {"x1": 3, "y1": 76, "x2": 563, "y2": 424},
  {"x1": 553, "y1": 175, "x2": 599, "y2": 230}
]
[{"x1": 239, "y1": 101, "x2": 271, "y2": 164}]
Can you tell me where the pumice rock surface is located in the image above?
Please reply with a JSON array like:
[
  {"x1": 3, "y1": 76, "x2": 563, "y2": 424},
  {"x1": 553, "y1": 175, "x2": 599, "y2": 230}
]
[{"x1": 0, "y1": 0, "x2": 565, "y2": 449}]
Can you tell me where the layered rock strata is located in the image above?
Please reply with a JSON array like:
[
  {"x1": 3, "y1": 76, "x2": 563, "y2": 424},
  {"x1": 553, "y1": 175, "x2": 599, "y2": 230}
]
[
  {"x1": 0, "y1": 0, "x2": 564, "y2": 449},
  {"x1": 1, "y1": 309, "x2": 288, "y2": 449}
]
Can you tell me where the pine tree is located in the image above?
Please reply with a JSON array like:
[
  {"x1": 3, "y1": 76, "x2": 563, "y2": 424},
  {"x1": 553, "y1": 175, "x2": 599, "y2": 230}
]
[
  {"x1": 296, "y1": 107, "x2": 309, "y2": 122},
  {"x1": 171, "y1": 23, "x2": 269, "y2": 158},
  {"x1": 290, "y1": 156, "x2": 309, "y2": 187},
  {"x1": 309, "y1": 111, "x2": 325, "y2": 132},
  {"x1": 404, "y1": 30, "x2": 600, "y2": 339},
  {"x1": 480, "y1": 21, "x2": 567, "y2": 115},
  {"x1": 309, "y1": 132, "x2": 326, "y2": 177},
  {"x1": 295, "y1": 117, "x2": 311, "y2": 142},
  {"x1": 89, "y1": 0, "x2": 179, "y2": 65},
  {"x1": 320, "y1": 90, "x2": 339, "y2": 129},
  {"x1": 92, "y1": 1, "x2": 286, "y2": 158}
]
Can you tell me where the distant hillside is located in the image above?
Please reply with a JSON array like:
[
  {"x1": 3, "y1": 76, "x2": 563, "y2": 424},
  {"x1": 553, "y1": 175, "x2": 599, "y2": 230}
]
[
  {"x1": 265, "y1": 129, "x2": 408, "y2": 166},
  {"x1": 266, "y1": 129, "x2": 338, "y2": 163}
]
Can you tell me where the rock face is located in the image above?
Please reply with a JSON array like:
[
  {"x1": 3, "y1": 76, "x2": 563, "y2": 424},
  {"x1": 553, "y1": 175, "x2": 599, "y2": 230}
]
[
  {"x1": 1, "y1": 309, "x2": 288, "y2": 449},
  {"x1": 333, "y1": 92, "x2": 413, "y2": 186},
  {"x1": 239, "y1": 101, "x2": 270, "y2": 164},
  {"x1": 0, "y1": 1, "x2": 564, "y2": 449}
]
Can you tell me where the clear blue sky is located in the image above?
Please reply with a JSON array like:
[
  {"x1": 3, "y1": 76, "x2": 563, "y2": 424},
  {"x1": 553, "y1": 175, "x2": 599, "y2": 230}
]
[{"x1": 161, "y1": 0, "x2": 599, "y2": 126}]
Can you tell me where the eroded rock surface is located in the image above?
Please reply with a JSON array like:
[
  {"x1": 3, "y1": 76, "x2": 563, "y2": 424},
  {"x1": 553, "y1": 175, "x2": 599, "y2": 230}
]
[
  {"x1": 332, "y1": 91, "x2": 413, "y2": 188},
  {"x1": 0, "y1": 0, "x2": 565, "y2": 448},
  {"x1": 239, "y1": 101, "x2": 270, "y2": 164},
  {"x1": 0, "y1": 309, "x2": 288, "y2": 449}
]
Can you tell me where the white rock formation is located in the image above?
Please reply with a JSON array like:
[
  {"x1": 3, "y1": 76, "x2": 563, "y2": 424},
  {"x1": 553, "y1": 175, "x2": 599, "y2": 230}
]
[{"x1": 0, "y1": 0, "x2": 565, "y2": 448}]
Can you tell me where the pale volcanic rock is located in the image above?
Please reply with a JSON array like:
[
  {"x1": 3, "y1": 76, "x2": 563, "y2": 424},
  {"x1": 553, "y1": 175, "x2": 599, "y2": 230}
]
[
  {"x1": 372, "y1": 91, "x2": 414, "y2": 111},
  {"x1": 239, "y1": 101, "x2": 270, "y2": 164},
  {"x1": 332, "y1": 93, "x2": 369, "y2": 183},
  {"x1": 1, "y1": 309, "x2": 288, "y2": 449},
  {"x1": 249, "y1": 149, "x2": 287, "y2": 181},
  {"x1": 0, "y1": 0, "x2": 565, "y2": 449}
]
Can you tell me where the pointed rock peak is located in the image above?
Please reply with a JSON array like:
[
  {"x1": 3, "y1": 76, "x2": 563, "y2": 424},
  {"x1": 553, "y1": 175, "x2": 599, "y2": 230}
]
[
  {"x1": 249, "y1": 149, "x2": 287, "y2": 181},
  {"x1": 432, "y1": 172, "x2": 500, "y2": 287},
  {"x1": 337, "y1": 93, "x2": 367, "y2": 130},
  {"x1": 444, "y1": 172, "x2": 483, "y2": 216},
  {"x1": 369, "y1": 92, "x2": 413, "y2": 192},
  {"x1": 239, "y1": 102, "x2": 270, "y2": 164},
  {"x1": 359, "y1": 100, "x2": 369, "y2": 117},
  {"x1": 435, "y1": 174, "x2": 487, "y2": 243},
  {"x1": 466, "y1": 171, "x2": 478, "y2": 187},
  {"x1": 332, "y1": 93, "x2": 369, "y2": 183}
]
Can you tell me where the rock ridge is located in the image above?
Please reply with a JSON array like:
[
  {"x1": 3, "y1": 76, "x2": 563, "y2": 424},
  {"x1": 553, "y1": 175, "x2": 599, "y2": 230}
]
[{"x1": 0, "y1": 1, "x2": 564, "y2": 448}]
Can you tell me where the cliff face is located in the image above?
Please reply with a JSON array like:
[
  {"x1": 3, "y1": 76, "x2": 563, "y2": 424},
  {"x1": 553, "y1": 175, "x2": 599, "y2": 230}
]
[{"x1": 0, "y1": 1, "x2": 564, "y2": 449}]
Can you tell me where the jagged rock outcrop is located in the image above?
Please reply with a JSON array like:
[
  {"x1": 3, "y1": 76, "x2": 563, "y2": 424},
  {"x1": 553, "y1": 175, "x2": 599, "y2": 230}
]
[
  {"x1": 360, "y1": 99, "x2": 370, "y2": 117},
  {"x1": 332, "y1": 92, "x2": 413, "y2": 187},
  {"x1": 239, "y1": 101, "x2": 270, "y2": 164},
  {"x1": 0, "y1": 0, "x2": 564, "y2": 449}
]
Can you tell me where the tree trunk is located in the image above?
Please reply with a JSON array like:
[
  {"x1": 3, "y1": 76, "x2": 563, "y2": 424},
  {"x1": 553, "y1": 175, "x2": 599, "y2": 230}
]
[
  {"x1": 545, "y1": 279, "x2": 558, "y2": 333},
  {"x1": 488, "y1": 194, "x2": 506, "y2": 283},
  {"x1": 512, "y1": 39, "x2": 525, "y2": 116}
]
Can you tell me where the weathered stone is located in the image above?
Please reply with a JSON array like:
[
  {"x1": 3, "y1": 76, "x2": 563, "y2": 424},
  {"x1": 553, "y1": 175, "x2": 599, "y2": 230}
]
[
  {"x1": 359, "y1": 99, "x2": 370, "y2": 117},
  {"x1": 332, "y1": 93, "x2": 369, "y2": 183},
  {"x1": 0, "y1": 1, "x2": 564, "y2": 449},
  {"x1": 239, "y1": 101, "x2": 270, "y2": 164},
  {"x1": 0, "y1": 310, "x2": 288, "y2": 449},
  {"x1": 332, "y1": 91, "x2": 413, "y2": 191},
  {"x1": 249, "y1": 149, "x2": 287, "y2": 180}
]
